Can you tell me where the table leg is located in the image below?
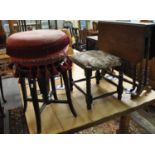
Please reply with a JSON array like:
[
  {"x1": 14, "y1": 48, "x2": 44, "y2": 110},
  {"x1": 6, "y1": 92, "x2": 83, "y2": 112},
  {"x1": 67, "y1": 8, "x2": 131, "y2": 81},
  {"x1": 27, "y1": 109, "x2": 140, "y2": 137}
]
[{"x1": 118, "y1": 115, "x2": 130, "y2": 134}]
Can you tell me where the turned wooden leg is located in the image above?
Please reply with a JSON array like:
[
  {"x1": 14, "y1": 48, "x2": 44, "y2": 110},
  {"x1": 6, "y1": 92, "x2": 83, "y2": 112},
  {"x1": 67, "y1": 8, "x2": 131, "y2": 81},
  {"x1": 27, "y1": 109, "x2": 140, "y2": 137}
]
[
  {"x1": 61, "y1": 70, "x2": 77, "y2": 117},
  {"x1": 28, "y1": 77, "x2": 41, "y2": 134},
  {"x1": 96, "y1": 70, "x2": 101, "y2": 85},
  {"x1": 85, "y1": 67, "x2": 93, "y2": 110}
]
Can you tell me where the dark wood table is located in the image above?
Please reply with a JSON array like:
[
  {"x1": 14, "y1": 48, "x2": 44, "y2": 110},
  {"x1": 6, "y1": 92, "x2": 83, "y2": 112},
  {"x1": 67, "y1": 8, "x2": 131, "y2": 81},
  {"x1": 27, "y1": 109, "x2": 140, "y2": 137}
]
[{"x1": 98, "y1": 21, "x2": 155, "y2": 98}]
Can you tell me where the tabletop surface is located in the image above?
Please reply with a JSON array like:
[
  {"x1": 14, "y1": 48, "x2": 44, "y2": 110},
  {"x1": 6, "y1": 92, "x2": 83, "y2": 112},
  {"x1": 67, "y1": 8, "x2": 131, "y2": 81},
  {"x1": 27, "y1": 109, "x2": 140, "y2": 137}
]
[
  {"x1": 101, "y1": 20, "x2": 155, "y2": 27},
  {"x1": 23, "y1": 64, "x2": 155, "y2": 133}
]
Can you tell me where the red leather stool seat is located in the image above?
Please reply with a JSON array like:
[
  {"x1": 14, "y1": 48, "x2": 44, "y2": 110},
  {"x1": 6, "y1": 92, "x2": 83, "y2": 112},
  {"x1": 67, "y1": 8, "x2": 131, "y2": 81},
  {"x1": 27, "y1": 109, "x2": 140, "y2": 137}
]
[
  {"x1": 7, "y1": 30, "x2": 70, "y2": 59},
  {"x1": 6, "y1": 30, "x2": 72, "y2": 77}
]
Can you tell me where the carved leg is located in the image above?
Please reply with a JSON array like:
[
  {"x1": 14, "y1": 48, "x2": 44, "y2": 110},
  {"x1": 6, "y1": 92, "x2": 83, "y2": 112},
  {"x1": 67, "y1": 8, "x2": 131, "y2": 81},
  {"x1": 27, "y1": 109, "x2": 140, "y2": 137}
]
[
  {"x1": 68, "y1": 69, "x2": 73, "y2": 91},
  {"x1": 20, "y1": 77, "x2": 28, "y2": 112},
  {"x1": 96, "y1": 70, "x2": 101, "y2": 85},
  {"x1": 61, "y1": 70, "x2": 77, "y2": 117},
  {"x1": 28, "y1": 77, "x2": 41, "y2": 134},
  {"x1": 117, "y1": 64, "x2": 124, "y2": 100},
  {"x1": 0, "y1": 75, "x2": 6, "y2": 103},
  {"x1": 85, "y1": 67, "x2": 93, "y2": 110},
  {"x1": 50, "y1": 76, "x2": 58, "y2": 100}
]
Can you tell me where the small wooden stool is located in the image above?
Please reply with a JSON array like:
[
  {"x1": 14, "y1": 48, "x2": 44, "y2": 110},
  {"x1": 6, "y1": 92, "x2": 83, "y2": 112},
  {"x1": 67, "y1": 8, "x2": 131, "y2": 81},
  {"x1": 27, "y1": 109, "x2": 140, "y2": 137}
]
[
  {"x1": 70, "y1": 50, "x2": 124, "y2": 109},
  {"x1": 6, "y1": 30, "x2": 77, "y2": 133}
]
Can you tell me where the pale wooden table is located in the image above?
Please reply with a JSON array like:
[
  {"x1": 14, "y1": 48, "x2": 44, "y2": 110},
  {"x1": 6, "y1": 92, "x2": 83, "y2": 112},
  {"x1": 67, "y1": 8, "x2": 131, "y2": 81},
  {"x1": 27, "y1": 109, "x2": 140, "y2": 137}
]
[{"x1": 22, "y1": 64, "x2": 155, "y2": 134}]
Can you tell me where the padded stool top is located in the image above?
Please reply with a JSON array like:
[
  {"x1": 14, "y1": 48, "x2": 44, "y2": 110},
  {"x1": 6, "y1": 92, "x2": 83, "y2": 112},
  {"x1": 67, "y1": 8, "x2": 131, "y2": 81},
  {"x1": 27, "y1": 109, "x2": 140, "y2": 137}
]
[
  {"x1": 70, "y1": 50, "x2": 121, "y2": 70},
  {"x1": 6, "y1": 30, "x2": 69, "y2": 59},
  {"x1": 6, "y1": 30, "x2": 72, "y2": 78}
]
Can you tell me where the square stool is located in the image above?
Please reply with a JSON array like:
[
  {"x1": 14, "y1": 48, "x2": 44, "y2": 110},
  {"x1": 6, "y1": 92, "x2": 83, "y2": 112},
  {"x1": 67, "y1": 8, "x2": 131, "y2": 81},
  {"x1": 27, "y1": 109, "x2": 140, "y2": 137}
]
[{"x1": 70, "y1": 50, "x2": 124, "y2": 109}]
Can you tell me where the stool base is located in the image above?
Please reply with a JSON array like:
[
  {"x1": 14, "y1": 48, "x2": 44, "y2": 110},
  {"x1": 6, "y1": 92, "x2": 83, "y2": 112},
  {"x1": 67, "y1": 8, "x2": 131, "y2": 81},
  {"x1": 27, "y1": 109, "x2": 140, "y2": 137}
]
[
  {"x1": 19, "y1": 69, "x2": 77, "y2": 134},
  {"x1": 70, "y1": 65, "x2": 124, "y2": 110}
]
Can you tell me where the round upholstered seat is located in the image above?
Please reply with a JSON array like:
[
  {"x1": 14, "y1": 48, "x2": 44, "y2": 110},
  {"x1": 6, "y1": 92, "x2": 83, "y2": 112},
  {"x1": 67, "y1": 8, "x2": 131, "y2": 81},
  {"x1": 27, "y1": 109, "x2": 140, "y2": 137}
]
[
  {"x1": 6, "y1": 29, "x2": 72, "y2": 77},
  {"x1": 6, "y1": 30, "x2": 69, "y2": 59}
]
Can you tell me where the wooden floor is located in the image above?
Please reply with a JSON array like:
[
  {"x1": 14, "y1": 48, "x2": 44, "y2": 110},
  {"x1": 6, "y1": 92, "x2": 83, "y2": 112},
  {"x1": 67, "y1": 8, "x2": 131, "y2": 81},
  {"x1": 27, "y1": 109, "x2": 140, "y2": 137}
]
[{"x1": 23, "y1": 64, "x2": 155, "y2": 134}]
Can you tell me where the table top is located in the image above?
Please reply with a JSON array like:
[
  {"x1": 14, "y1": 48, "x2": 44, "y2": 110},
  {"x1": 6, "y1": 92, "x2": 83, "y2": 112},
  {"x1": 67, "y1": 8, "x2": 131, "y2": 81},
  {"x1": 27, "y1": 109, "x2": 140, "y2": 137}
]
[
  {"x1": 101, "y1": 20, "x2": 155, "y2": 27},
  {"x1": 23, "y1": 64, "x2": 155, "y2": 133}
]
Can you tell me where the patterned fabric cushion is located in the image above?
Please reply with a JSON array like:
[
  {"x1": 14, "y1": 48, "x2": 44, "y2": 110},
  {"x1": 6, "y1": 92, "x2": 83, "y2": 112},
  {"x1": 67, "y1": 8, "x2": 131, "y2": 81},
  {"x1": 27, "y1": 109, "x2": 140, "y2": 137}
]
[{"x1": 70, "y1": 50, "x2": 121, "y2": 69}]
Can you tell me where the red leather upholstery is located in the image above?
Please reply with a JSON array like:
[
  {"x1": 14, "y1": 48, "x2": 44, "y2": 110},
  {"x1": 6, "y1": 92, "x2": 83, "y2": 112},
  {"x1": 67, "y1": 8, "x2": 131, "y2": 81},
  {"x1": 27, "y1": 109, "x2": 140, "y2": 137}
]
[
  {"x1": 6, "y1": 30, "x2": 70, "y2": 59},
  {"x1": 6, "y1": 29, "x2": 72, "y2": 78}
]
